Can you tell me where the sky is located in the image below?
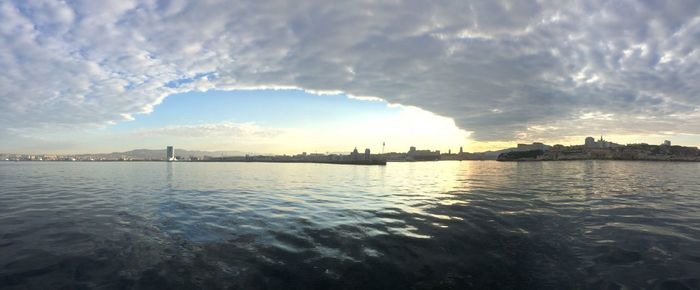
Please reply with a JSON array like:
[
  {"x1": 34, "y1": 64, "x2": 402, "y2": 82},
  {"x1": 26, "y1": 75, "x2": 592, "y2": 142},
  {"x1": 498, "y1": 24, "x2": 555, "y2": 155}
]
[{"x1": 1, "y1": 0, "x2": 699, "y2": 154}]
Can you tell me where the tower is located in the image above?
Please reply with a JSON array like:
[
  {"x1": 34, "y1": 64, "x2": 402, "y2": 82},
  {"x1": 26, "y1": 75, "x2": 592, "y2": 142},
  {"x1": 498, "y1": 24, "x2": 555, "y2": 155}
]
[{"x1": 166, "y1": 146, "x2": 175, "y2": 161}]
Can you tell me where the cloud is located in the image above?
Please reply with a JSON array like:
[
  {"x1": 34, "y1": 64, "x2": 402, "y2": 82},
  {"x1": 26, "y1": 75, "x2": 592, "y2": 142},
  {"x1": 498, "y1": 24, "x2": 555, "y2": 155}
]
[
  {"x1": 119, "y1": 121, "x2": 287, "y2": 153},
  {"x1": 1, "y1": 0, "x2": 699, "y2": 144},
  {"x1": 131, "y1": 122, "x2": 281, "y2": 139},
  {"x1": 120, "y1": 107, "x2": 470, "y2": 154}
]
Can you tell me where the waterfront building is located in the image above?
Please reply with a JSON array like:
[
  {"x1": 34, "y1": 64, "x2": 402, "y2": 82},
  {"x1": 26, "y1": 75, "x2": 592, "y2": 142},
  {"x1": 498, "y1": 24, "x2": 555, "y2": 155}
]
[
  {"x1": 166, "y1": 146, "x2": 175, "y2": 161},
  {"x1": 407, "y1": 146, "x2": 440, "y2": 161},
  {"x1": 350, "y1": 147, "x2": 360, "y2": 160},
  {"x1": 584, "y1": 136, "x2": 621, "y2": 148}
]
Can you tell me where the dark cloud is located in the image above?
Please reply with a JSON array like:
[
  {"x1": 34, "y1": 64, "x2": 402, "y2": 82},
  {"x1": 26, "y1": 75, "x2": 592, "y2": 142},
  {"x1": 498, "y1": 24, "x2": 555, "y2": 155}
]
[{"x1": 1, "y1": 0, "x2": 699, "y2": 143}]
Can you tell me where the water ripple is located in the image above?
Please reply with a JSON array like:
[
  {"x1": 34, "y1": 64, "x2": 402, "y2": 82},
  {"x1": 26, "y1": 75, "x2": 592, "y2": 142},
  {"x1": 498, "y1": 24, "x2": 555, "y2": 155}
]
[{"x1": 1, "y1": 161, "x2": 700, "y2": 289}]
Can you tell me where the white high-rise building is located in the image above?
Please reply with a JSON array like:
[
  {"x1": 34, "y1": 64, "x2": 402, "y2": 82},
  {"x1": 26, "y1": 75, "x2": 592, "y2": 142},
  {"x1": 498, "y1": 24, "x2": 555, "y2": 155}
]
[{"x1": 166, "y1": 146, "x2": 175, "y2": 161}]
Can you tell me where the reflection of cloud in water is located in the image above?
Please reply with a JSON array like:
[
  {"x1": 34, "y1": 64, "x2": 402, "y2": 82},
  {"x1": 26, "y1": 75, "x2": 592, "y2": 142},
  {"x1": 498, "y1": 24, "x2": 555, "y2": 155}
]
[{"x1": 2, "y1": 161, "x2": 700, "y2": 289}]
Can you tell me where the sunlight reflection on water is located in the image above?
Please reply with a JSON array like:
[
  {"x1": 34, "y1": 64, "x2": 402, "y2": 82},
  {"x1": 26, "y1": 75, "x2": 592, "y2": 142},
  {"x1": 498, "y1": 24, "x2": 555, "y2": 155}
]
[{"x1": 1, "y1": 161, "x2": 700, "y2": 289}]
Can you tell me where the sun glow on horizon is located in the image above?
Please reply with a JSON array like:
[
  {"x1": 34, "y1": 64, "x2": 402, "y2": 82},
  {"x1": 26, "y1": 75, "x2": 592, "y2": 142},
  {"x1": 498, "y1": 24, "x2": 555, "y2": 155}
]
[
  {"x1": 3, "y1": 89, "x2": 477, "y2": 155},
  {"x1": 4, "y1": 87, "x2": 700, "y2": 155}
]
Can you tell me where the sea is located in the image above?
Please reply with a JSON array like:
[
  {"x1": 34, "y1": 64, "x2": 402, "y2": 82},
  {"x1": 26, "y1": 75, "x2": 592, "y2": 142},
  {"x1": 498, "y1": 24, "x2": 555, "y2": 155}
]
[{"x1": 1, "y1": 161, "x2": 699, "y2": 289}]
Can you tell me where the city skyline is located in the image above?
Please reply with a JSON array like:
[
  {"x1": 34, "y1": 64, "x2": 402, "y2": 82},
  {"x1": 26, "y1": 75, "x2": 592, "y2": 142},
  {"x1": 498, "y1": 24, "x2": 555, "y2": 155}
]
[
  {"x1": 1, "y1": 135, "x2": 693, "y2": 159},
  {"x1": 2, "y1": 1, "x2": 699, "y2": 154},
  {"x1": 2, "y1": 120, "x2": 698, "y2": 156}
]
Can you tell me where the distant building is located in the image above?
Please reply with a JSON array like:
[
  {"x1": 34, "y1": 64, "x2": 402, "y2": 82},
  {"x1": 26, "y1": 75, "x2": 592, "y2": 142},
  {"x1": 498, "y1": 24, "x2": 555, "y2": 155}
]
[
  {"x1": 350, "y1": 147, "x2": 360, "y2": 160},
  {"x1": 166, "y1": 146, "x2": 175, "y2": 161},
  {"x1": 663, "y1": 140, "x2": 671, "y2": 146},
  {"x1": 585, "y1": 137, "x2": 596, "y2": 147},
  {"x1": 364, "y1": 148, "x2": 371, "y2": 160},
  {"x1": 584, "y1": 136, "x2": 621, "y2": 148},
  {"x1": 407, "y1": 146, "x2": 440, "y2": 161}
]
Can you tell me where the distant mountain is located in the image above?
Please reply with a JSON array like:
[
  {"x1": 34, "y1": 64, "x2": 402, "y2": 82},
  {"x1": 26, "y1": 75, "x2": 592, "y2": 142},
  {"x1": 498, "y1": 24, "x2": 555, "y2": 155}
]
[
  {"x1": 78, "y1": 149, "x2": 249, "y2": 159},
  {"x1": 478, "y1": 147, "x2": 517, "y2": 159}
]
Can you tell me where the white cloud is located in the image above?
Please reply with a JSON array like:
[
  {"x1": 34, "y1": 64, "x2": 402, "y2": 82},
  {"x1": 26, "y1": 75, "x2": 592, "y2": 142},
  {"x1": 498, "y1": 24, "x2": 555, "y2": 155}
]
[
  {"x1": 1, "y1": 0, "x2": 699, "y2": 149},
  {"x1": 131, "y1": 122, "x2": 281, "y2": 139},
  {"x1": 120, "y1": 106, "x2": 470, "y2": 154}
]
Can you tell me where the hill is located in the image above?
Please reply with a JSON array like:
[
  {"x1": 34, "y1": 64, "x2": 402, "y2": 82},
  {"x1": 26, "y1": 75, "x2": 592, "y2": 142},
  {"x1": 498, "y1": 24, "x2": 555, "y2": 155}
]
[{"x1": 77, "y1": 149, "x2": 248, "y2": 160}]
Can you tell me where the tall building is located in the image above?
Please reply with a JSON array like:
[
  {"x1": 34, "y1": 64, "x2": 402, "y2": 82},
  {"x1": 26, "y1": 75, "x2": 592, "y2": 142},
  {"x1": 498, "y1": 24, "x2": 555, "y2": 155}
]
[{"x1": 166, "y1": 146, "x2": 175, "y2": 161}]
